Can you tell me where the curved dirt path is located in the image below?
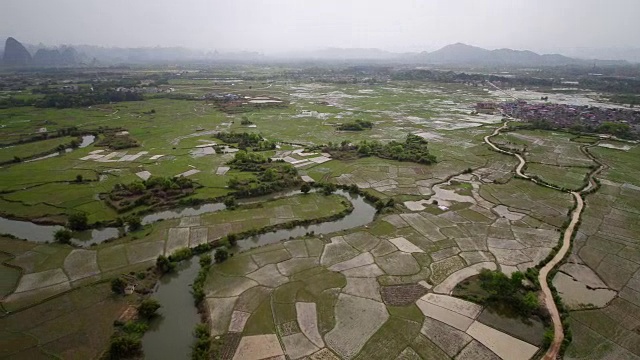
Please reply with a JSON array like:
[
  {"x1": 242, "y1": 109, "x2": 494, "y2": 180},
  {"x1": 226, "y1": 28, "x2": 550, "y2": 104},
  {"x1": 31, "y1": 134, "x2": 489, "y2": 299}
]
[
  {"x1": 539, "y1": 191, "x2": 583, "y2": 359},
  {"x1": 484, "y1": 120, "x2": 596, "y2": 360}
]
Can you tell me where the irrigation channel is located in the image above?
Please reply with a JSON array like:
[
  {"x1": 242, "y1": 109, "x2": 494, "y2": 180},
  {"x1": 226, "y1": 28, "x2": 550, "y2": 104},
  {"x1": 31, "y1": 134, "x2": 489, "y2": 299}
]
[{"x1": 484, "y1": 120, "x2": 602, "y2": 360}]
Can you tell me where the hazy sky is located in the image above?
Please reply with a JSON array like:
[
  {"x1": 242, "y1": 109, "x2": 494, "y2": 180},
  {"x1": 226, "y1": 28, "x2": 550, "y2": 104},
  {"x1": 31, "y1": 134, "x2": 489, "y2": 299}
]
[{"x1": 3, "y1": 0, "x2": 640, "y2": 53}]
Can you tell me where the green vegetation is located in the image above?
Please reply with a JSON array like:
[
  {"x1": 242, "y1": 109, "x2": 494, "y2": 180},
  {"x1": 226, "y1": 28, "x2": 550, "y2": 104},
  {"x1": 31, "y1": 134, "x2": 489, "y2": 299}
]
[
  {"x1": 325, "y1": 134, "x2": 436, "y2": 164},
  {"x1": 53, "y1": 228, "x2": 72, "y2": 244},
  {"x1": 214, "y1": 247, "x2": 229, "y2": 263},
  {"x1": 96, "y1": 132, "x2": 140, "y2": 150},
  {"x1": 68, "y1": 212, "x2": 89, "y2": 230},
  {"x1": 33, "y1": 89, "x2": 144, "y2": 109},
  {"x1": 455, "y1": 270, "x2": 542, "y2": 319},
  {"x1": 227, "y1": 151, "x2": 301, "y2": 197},
  {"x1": 137, "y1": 298, "x2": 161, "y2": 319},
  {"x1": 106, "y1": 176, "x2": 196, "y2": 213},
  {"x1": 214, "y1": 132, "x2": 275, "y2": 151},
  {"x1": 191, "y1": 323, "x2": 212, "y2": 360},
  {"x1": 337, "y1": 119, "x2": 373, "y2": 131}
]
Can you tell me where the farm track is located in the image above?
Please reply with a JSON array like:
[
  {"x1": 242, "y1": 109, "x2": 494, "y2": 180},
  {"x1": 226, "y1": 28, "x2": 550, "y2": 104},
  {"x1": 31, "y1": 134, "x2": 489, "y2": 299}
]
[{"x1": 484, "y1": 119, "x2": 604, "y2": 360}]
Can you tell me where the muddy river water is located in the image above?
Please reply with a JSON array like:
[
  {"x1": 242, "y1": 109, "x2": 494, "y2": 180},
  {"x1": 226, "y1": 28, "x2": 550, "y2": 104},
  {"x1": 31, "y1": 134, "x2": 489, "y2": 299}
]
[{"x1": 140, "y1": 190, "x2": 376, "y2": 359}]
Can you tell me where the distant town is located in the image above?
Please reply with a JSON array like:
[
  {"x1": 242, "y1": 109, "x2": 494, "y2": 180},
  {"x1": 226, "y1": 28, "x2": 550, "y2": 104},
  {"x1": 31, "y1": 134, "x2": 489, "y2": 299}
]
[{"x1": 477, "y1": 101, "x2": 640, "y2": 139}]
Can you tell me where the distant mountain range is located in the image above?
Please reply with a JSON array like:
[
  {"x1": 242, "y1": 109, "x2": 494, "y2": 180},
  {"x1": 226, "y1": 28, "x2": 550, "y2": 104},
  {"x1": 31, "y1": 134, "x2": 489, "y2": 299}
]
[
  {"x1": 0, "y1": 37, "x2": 634, "y2": 67},
  {"x1": 412, "y1": 43, "x2": 605, "y2": 66}
]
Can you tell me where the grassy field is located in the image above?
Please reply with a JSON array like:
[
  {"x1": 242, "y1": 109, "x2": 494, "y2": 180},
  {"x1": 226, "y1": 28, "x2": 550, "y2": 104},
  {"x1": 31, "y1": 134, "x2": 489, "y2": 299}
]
[{"x1": 0, "y1": 282, "x2": 132, "y2": 360}]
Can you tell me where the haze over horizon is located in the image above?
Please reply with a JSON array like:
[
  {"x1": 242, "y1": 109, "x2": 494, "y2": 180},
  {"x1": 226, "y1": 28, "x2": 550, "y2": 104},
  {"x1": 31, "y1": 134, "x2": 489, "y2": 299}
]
[{"x1": 2, "y1": 0, "x2": 640, "y2": 55}]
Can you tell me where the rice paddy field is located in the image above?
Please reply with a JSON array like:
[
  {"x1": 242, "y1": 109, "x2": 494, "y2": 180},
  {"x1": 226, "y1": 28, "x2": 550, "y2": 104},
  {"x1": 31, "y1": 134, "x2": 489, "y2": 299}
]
[{"x1": 1, "y1": 66, "x2": 639, "y2": 359}]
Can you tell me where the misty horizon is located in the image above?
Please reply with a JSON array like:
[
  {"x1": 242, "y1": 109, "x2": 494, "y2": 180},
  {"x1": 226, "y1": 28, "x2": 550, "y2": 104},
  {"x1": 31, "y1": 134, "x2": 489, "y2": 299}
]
[{"x1": 3, "y1": 0, "x2": 640, "y2": 56}]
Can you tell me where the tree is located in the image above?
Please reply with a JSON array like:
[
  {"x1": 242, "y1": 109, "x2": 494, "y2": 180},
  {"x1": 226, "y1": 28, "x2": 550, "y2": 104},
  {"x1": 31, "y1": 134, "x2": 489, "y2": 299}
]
[
  {"x1": 75, "y1": 174, "x2": 83, "y2": 183},
  {"x1": 111, "y1": 277, "x2": 127, "y2": 294},
  {"x1": 54, "y1": 229, "x2": 73, "y2": 244},
  {"x1": 226, "y1": 234, "x2": 238, "y2": 247},
  {"x1": 109, "y1": 335, "x2": 141, "y2": 359},
  {"x1": 156, "y1": 255, "x2": 175, "y2": 273},
  {"x1": 67, "y1": 212, "x2": 88, "y2": 230},
  {"x1": 214, "y1": 247, "x2": 229, "y2": 263},
  {"x1": 223, "y1": 196, "x2": 236, "y2": 208},
  {"x1": 126, "y1": 215, "x2": 142, "y2": 231},
  {"x1": 199, "y1": 254, "x2": 212, "y2": 268},
  {"x1": 300, "y1": 183, "x2": 311, "y2": 194},
  {"x1": 137, "y1": 299, "x2": 161, "y2": 319},
  {"x1": 321, "y1": 182, "x2": 336, "y2": 195}
]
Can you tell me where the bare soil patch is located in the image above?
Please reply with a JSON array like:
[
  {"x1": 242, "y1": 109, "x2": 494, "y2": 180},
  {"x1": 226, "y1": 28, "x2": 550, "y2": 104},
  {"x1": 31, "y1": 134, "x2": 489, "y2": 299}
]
[
  {"x1": 207, "y1": 296, "x2": 238, "y2": 336},
  {"x1": 14, "y1": 268, "x2": 69, "y2": 293},
  {"x1": 63, "y1": 250, "x2": 99, "y2": 281},
  {"x1": 296, "y1": 302, "x2": 324, "y2": 348},
  {"x1": 325, "y1": 294, "x2": 389, "y2": 359},
  {"x1": 377, "y1": 252, "x2": 421, "y2": 276},
  {"x1": 420, "y1": 317, "x2": 472, "y2": 357},
  {"x1": 233, "y1": 334, "x2": 284, "y2": 360},
  {"x1": 282, "y1": 333, "x2": 319, "y2": 359}
]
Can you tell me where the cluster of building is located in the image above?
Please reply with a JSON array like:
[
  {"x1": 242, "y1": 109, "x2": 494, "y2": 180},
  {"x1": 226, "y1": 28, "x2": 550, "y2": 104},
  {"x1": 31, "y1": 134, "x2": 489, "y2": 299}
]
[
  {"x1": 476, "y1": 101, "x2": 640, "y2": 134},
  {"x1": 115, "y1": 86, "x2": 174, "y2": 94},
  {"x1": 201, "y1": 93, "x2": 241, "y2": 101}
]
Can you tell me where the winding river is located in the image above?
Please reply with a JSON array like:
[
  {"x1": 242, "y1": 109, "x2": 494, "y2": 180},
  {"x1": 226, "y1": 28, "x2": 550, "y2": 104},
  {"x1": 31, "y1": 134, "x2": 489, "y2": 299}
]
[{"x1": 140, "y1": 190, "x2": 376, "y2": 359}]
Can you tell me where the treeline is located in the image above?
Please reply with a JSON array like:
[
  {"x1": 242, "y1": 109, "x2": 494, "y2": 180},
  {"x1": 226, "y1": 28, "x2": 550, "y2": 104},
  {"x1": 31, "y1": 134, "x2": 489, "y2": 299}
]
[
  {"x1": 337, "y1": 120, "x2": 373, "y2": 131},
  {"x1": 33, "y1": 89, "x2": 144, "y2": 109},
  {"x1": 214, "y1": 132, "x2": 276, "y2": 151},
  {"x1": 524, "y1": 120, "x2": 636, "y2": 140},
  {"x1": 323, "y1": 134, "x2": 436, "y2": 164}
]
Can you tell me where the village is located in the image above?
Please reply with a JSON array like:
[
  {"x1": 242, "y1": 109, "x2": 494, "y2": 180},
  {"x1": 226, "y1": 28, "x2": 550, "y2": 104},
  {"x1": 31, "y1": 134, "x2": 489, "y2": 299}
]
[{"x1": 477, "y1": 100, "x2": 640, "y2": 137}]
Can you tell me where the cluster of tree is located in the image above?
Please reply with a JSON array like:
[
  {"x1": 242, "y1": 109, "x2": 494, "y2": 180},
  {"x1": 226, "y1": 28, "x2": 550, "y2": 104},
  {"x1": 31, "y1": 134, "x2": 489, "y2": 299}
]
[
  {"x1": 240, "y1": 116, "x2": 253, "y2": 125},
  {"x1": 227, "y1": 151, "x2": 301, "y2": 197},
  {"x1": 596, "y1": 122, "x2": 633, "y2": 139},
  {"x1": 192, "y1": 323, "x2": 212, "y2": 360},
  {"x1": 32, "y1": 89, "x2": 143, "y2": 109},
  {"x1": 477, "y1": 269, "x2": 540, "y2": 317},
  {"x1": 0, "y1": 96, "x2": 34, "y2": 109},
  {"x1": 608, "y1": 94, "x2": 640, "y2": 106},
  {"x1": 108, "y1": 299, "x2": 161, "y2": 359},
  {"x1": 95, "y1": 133, "x2": 139, "y2": 150},
  {"x1": 112, "y1": 176, "x2": 194, "y2": 196},
  {"x1": 324, "y1": 134, "x2": 436, "y2": 165},
  {"x1": 526, "y1": 119, "x2": 636, "y2": 140},
  {"x1": 214, "y1": 132, "x2": 275, "y2": 151},
  {"x1": 337, "y1": 119, "x2": 374, "y2": 131},
  {"x1": 107, "y1": 176, "x2": 196, "y2": 212}
]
